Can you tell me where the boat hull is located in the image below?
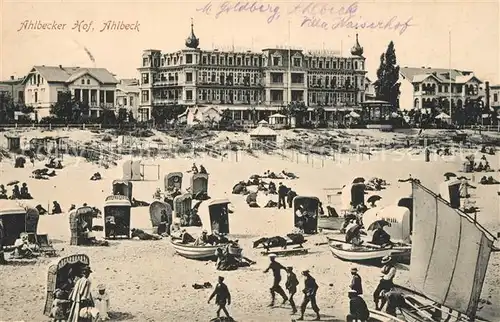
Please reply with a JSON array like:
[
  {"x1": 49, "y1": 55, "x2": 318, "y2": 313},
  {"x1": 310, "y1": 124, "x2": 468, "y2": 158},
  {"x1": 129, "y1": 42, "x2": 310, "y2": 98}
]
[
  {"x1": 329, "y1": 243, "x2": 393, "y2": 262},
  {"x1": 369, "y1": 309, "x2": 406, "y2": 322},
  {"x1": 170, "y1": 240, "x2": 242, "y2": 260}
]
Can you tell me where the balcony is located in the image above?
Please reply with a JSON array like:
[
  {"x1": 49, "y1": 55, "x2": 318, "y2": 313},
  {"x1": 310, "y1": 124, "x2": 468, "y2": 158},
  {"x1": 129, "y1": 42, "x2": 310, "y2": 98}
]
[
  {"x1": 152, "y1": 98, "x2": 178, "y2": 105},
  {"x1": 89, "y1": 102, "x2": 114, "y2": 109},
  {"x1": 153, "y1": 81, "x2": 179, "y2": 87}
]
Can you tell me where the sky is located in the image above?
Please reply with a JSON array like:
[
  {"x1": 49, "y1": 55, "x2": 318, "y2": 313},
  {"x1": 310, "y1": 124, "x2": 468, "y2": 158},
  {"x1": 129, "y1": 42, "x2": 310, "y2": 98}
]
[{"x1": 1, "y1": 0, "x2": 499, "y2": 84}]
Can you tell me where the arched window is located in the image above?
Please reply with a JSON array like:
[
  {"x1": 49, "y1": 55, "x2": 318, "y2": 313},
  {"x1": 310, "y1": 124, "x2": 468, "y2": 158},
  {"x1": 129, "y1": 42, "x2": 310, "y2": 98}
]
[
  {"x1": 414, "y1": 98, "x2": 419, "y2": 108},
  {"x1": 457, "y1": 99, "x2": 463, "y2": 108}
]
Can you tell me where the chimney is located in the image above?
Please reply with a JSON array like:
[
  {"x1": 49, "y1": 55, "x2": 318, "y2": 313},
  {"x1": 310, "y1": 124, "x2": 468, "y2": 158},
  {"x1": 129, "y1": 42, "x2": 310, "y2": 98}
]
[
  {"x1": 485, "y1": 81, "x2": 490, "y2": 109},
  {"x1": 10, "y1": 76, "x2": 14, "y2": 80}
]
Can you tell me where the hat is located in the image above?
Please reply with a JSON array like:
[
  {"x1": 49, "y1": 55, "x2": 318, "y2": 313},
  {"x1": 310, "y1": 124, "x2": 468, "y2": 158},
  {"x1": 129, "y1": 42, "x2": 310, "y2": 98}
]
[
  {"x1": 81, "y1": 266, "x2": 93, "y2": 273},
  {"x1": 301, "y1": 270, "x2": 310, "y2": 275},
  {"x1": 202, "y1": 229, "x2": 208, "y2": 233},
  {"x1": 348, "y1": 289, "x2": 358, "y2": 294},
  {"x1": 268, "y1": 253, "x2": 277, "y2": 258},
  {"x1": 218, "y1": 276, "x2": 224, "y2": 281},
  {"x1": 381, "y1": 256, "x2": 392, "y2": 264},
  {"x1": 287, "y1": 266, "x2": 293, "y2": 271},
  {"x1": 350, "y1": 267, "x2": 358, "y2": 272},
  {"x1": 97, "y1": 284, "x2": 106, "y2": 291}
]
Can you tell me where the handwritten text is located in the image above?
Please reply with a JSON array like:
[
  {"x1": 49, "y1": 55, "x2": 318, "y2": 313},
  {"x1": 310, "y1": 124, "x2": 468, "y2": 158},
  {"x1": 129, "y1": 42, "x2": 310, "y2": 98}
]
[
  {"x1": 196, "y1": 1, "x2": 281, "y2": 24},
  {"x1": 17, "y1": 20, "x2": 141, "y2": 32}
]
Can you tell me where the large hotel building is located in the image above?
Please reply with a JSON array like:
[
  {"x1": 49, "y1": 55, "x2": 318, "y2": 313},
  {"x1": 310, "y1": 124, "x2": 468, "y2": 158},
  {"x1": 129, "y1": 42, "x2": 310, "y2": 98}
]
[{"x1": 137, "y1": 22, "x2": 367, "y2": 122}]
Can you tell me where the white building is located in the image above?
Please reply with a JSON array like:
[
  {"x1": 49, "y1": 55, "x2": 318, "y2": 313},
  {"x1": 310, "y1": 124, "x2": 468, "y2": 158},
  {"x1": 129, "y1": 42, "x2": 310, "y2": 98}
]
[
  {"x1": 116, "y1": 79, "x2": 141, "y2": 120},
  {"x1": 364, "y1": 77, "x2": 376, "y2": 101},
  {"x1": 399, "y1": 67, "x2": 483, "y2": 112},
  {"x1": 180, "y1": 106, "x2": 222, "y2": 126},
  {"x1": 23, "y1": 65, "x2": 118, "y2": 118}
]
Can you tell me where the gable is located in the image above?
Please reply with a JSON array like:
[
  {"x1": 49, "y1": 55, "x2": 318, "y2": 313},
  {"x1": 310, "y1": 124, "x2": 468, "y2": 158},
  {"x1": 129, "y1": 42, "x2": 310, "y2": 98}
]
[{"x1": 67, "y1": 73, "x2": 101, "y2": 86}]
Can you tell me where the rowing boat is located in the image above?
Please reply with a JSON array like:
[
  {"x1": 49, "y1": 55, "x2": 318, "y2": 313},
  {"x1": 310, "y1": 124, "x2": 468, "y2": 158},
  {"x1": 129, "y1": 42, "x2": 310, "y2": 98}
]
[{"x1": 170, "y1": 239, "x2": 242, "y2": 260}]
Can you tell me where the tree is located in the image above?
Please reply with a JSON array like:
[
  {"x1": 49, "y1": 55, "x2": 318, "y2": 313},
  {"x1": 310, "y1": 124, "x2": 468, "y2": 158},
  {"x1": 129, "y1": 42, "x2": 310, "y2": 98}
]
[
  {"x1": 128, "y1": 110, "x2": 135, "y2": 123},
  {"x1": 49, "y1": 91, "x2": 89, "y2": 123},
  {"x1": 374, "y1": 41, "x2": 401, "y2": 108},
  {"x1": 283, "y1": 101, "x2": 308, "y2": 127},
  {"x1": 0, "y1": 92, "x2": 15, "y2": 123},
  {"x1": 117, "y1": 108, "x2": 128, "y2": 124},
  {"x1": 101, "y1": 109, "x2": 117, "y2": 126}
]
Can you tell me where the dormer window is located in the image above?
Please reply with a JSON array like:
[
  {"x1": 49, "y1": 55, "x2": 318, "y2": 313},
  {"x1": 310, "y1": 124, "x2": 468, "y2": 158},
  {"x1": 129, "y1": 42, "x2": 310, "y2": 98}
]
[
  {"x1": 293, "y1": 58, "x2": 301, "y2": 67},
  {"x1": 272, "y1": 56, "x2": 281, "y2": 66},
  {"x1": 186, "y1": 54, "x2": 193, "y2": 64},
  {"x1": 143, "y1": 57, "x2": 149, "y2": 66}
]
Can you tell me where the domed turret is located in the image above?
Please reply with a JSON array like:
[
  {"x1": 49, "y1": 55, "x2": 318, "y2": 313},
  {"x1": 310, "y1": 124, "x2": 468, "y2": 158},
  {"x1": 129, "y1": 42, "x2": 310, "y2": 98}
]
[
  {"x1": 185, "y1": 18, "x2": 199, "y2": 49},
  {"x1": 350, "y1": 33, "x2": 363, "y2": 56}
]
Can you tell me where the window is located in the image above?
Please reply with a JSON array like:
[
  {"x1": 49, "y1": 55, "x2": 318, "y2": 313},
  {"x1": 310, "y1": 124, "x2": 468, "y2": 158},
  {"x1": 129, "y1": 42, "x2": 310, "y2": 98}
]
[
  {"x1": 87, "y1": 79, "x2": 90, "y2": 85},
  {"x1": 228, "y1": 57, "x2": 233, "y2": 65},
  {"x1": 333, "y1": 62, "x2": 337, "y2": 69},
  {"x1": 186, "y1": 54, "x2": 193, "y2": 64},
  {"x1": 293, "y1": 58, "x2": 301, "y2": 67},
  {"x1": 143, "y1": 57, "x2": 149, "y2": 66},
  {"x1": 130, "y1": 96, "x2": 134, "y2": 106},
  {"x1": 186, "y1": 72, "x2": 193, "y2": 83},
  {"x1": 326, "y1": 62, "x2": 330, "y2": 69},
  {"x1": 142, "y1": 73, "x2": 149, "y2": 84},
  {"x1": 493, "y1": 93, "x2": 498, "y2": 102},
  {"x1": 319, "y1": 62, "x2": 323, "y2": 69},
  {"x1": 141, "y1": 90, "x2": 149, "y2": 103},
  {"x1": 273, "y1": 56, "x2": 281, "y2": 66},
  {"x1": 202, "y1": 56, "x2": 207, "y2": 64},
  {"x1": 211, "y1": 56, "x2": 216, "y2": 64},
  {"x1": 123, "y1": 98, "x2": 128, "y2": 105},
  {"x1": 81, "y1": 79, "x2": 85, "y2": 85},
  {"x1": 161, "y1": 58, "x2": 164, "y2": 66},
  {"x1": 34, "y1": 92, "x2": 38, "y2": 102},
  {"x1": 186, "y1": 90, "x2": 193, "y2": 101},
  {"x1": 271, "y1": 73, "x2": 284, "y2": 84}
]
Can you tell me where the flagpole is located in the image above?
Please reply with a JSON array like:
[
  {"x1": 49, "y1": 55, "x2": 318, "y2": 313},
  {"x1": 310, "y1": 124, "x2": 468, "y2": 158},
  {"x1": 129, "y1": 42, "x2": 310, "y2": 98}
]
[
  {"x1": 449, "y1": 30, "x2": 452, "y2": 120},
  {"x1": 288, "y1": 19, "x2": 292, "y2": 105}
]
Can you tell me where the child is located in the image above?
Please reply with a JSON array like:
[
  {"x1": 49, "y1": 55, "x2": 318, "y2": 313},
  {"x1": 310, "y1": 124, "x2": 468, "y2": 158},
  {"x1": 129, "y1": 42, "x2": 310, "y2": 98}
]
[
  {"x1": 50, "y1": 289, "x2": 69, "y2": 322},
  {"x1": 95, "y1": 284, "x2": 110, "y2": 320}
]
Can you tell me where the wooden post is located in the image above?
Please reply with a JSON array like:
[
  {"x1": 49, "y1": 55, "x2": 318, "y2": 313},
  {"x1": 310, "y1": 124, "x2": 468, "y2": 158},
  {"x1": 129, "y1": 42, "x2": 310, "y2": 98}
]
[
  {"x1": 322, "y1": 157, "x2": 324, "y2": 168},
  {"x1": 158, "y1": 165, "x2": 160, "y2": 180},
  {"x1": 296, "y1": 152, "x2": 299, "y2": 164}
]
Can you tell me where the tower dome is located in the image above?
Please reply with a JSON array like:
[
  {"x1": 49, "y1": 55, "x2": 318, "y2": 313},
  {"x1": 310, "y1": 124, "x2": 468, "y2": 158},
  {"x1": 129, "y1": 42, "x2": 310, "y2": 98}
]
[
  {"x1": 350, "y1": 33, "x2": 363, "y2": 56},
  {"x1": 185, "y1": 18, "x2": 199, "y2": 49}
]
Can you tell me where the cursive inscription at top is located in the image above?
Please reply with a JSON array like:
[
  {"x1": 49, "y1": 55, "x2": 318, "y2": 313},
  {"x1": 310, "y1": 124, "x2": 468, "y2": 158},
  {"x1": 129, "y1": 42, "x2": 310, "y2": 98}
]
[
  {"x1": 195, "y1": 1, "x2": 415, "y2": 35},
  {"x1": 196, "y1": 1, "x2": 281, "y2": 24}
]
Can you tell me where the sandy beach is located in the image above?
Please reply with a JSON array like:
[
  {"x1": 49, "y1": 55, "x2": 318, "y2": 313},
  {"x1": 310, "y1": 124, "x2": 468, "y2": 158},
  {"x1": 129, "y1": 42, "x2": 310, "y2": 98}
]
[{"x1": 0, "y1": 128, "x2": 499, "y2": 322}]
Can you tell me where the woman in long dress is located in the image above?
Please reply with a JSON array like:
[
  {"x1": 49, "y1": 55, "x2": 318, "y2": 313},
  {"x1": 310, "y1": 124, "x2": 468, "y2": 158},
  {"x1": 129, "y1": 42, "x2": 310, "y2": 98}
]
[{"x1": 67, "y1": 266, "x2": 98, "y2": 322}]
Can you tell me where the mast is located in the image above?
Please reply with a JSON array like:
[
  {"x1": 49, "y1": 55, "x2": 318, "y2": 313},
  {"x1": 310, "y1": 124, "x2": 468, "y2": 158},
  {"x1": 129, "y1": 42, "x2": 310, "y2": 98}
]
[{"x1": 449, "y1": 30, "x2": 452, "y2": 121}]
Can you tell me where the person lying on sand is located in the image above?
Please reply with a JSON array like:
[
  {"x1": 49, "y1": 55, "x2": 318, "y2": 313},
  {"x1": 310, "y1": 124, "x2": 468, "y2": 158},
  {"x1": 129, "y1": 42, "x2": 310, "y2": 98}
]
[
  {"x1": 480, "y1": 176, "x2": 500, "y2": 185},
  {"x1": 282, "y1": 170, "x2": 298, "y2": 179},
  {"x1": 131, "y1": 228, "x2": 161, "y2": 240},
  {"x1": 264, "y1": 200, "x2": 278, "y2": 208},
  {"x1": 47, "y1": 170, "x2": 56, "y2": 177},
  {"x1": 90, "y1": 172, "x2": 102, "y2": 181},
  {"x1": 232, "y1": 181, "x2": 248, "y2": 195},
  {"x1": 131, "y1": 198, "x2": 150, "y2": 207}
]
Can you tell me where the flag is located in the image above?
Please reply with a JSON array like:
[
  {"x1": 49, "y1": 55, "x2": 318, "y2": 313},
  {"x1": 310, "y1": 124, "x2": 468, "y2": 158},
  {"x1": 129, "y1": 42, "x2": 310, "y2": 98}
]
[{"x1": 83, "y1": 46, "x2": 95, "y2": 63}]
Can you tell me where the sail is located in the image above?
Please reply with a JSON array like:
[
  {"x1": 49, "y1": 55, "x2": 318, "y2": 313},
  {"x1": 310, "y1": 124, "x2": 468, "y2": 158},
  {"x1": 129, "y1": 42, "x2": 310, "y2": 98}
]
[{"x1": 411, "y1": 182, "x2": 494, "y2": 317}]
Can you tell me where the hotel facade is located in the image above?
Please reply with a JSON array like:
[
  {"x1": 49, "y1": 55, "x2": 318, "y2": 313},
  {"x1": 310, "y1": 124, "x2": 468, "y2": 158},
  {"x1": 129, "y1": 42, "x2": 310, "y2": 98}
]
[{"x1": 137, "y1": 22, "x2": 368, "y2": 122}]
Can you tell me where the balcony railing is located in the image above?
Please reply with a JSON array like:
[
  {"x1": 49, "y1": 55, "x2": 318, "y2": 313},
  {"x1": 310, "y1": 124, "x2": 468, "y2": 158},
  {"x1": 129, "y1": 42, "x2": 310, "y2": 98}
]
[{"x1": 89, "y1": 102, "x2": 114, "y2": 109}]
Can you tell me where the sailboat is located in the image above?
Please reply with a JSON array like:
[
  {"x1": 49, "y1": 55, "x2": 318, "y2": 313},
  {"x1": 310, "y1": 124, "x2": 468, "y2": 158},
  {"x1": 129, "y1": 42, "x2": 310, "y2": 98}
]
[{"x1": 395, "y1": 181, "x2": 497, "y2": 322}]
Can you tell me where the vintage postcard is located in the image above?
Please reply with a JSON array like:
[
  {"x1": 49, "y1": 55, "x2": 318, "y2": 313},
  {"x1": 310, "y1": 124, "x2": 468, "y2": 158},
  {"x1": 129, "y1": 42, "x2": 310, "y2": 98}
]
[{"x1": 0, "y1": 0, "x2": 499, "y2": 321}]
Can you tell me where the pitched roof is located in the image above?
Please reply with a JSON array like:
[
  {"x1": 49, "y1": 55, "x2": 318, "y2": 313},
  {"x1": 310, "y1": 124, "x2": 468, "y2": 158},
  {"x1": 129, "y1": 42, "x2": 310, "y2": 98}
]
[
  {"x1": 400, "y1": 67, "x2": 479, "y2": 84},
  {"x1": 117, "y1": 79, "x2": 140, "y2": 93},
  {"x1": 250, "y1": 125, "x2": 277, "y2": 136},
  {"x1": 27, "y1": 66, "x2": 118, "y2": 84}
]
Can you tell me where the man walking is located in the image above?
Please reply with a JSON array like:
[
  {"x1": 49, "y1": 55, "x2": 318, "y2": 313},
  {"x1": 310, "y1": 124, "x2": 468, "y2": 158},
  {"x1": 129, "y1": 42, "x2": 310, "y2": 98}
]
[
  {"x1": 298, "y1": 270, "x2": 320, "y2": 321},
  {"x1": 263, "y1": 253, "x2": 288, "y2": 306},
  {"x1": 346, "y1": 289, "x2": 370, "y2": 322},
  {"x1": 285, "y1": 266, "x2": 299, "y2": 314},
  {"x1": 350, "y1": 267, "x2": 363, "y2": 295},
  {"x1": 278, "y1": 183, "x2": 288, "y2": 209},
  {"x1": 208, "y1": 276, "x2": 232, "y2": 320}
]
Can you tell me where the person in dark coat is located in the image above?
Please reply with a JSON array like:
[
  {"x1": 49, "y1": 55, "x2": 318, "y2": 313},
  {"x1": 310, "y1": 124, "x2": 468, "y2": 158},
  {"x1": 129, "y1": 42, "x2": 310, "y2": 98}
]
[
  {"x1": 268, "y1": 181, "x2": 277, "y2": 194},
  {"x1": 346, "y1": 289, "x2": 370, "y2": 322},
  {"x1": 52, "y1": 201, "x2": 62, "y2": 214},
  {"x1": 285, "y1": 266, "x2": 299, "y2": 314},
  {"x1": 199, "y1": 165, "x2": 208, "y2": 174},
  {"x1": 11, "y1": 185, "x2": 21, "y2": 199},
  {"x1": 208, "y1": 276, "x2": 232, "y2": 320},
  {"x1": 350, "y1": 267, "x2": 363, "y2": 295},
  {"x1": 278, "y1": 183, "x2": 288, "y2": 209},
  {"x1": 263, "y1": 253, "x2": 288, "y2": 306},
  {"x1": 297, "y1": 270, "x2": 320, "y2": 321},
  {"x1": 287, "y1": 188, "x2": 298, "y2": 208},
  {"x1": 374, "y1": 256, "x2": 397, "y2": 310},
  {"x1": 371, "y1": 227, "x2": 392, "y2": 246}
]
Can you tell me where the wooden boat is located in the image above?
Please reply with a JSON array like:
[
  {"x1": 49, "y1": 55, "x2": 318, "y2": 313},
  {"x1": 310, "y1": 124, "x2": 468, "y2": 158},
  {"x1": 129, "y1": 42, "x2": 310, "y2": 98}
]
[
  {"x1": 170, "y1": 239, "x2": 242, "y2": 260},
  {"x1": 329, "y1": 240, "x2": 393, "y2": 262},
  {"x1": 368, "y1": 309, "x2": 406, "y2": 322},
  {"x1": 317, "y1": 216, "x2": 344, "y2": 230},
  {"x1": 395, "y1": 182, "x2": 498, "y2": 322}
]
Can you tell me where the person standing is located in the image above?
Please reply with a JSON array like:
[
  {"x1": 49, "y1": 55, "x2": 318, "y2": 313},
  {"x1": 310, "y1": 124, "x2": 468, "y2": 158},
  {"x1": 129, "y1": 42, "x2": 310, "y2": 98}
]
[
  {"x1": 278, "y1": 183, "x2": 288, "y2": 209},
  {"x1": 208, "y1": 276, "x2": 232, "y2": 320},
  {"x1": 67, "y1": 266, "x2": 97, "y2": 322},
  {"x1": 285, "y1": 266, "x2": 299, "y2": 314},
  {"x1": 298, "y1": 270, "x2": 320, "y2": 321},
  {"x1": 346, "y1": 289, "x2": 370, "y2": 322},
  {"x1": 373, "y1": 256, "x2": 397, "y2": 310},
  {"x1": 263, "y1": 254, "x2": 288, "y2": 306},
  {"x1": 350, "y1": 267, "x2": 363, "y2": 295}
]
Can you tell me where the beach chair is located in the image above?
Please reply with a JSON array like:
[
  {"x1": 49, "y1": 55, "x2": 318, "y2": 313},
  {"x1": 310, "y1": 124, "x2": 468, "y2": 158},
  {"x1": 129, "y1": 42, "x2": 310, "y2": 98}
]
[{"x1": 27, "y1": 233, "x2": 57, "y2": 257}]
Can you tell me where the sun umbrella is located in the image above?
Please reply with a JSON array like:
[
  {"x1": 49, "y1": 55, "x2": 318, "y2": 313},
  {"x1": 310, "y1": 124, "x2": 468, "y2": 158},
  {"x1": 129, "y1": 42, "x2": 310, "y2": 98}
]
[
  {"x1": 192, "y1": 200, "x2": 203, "y2": 211},
  {"x1": 345, "y1": 224, "x2": 362, "y2": 243},
  {"x1": 457, "y1": 176, "x2": 469, "y2": 181},
  {"x1": 7, "y1": 180, "x2": 19, "y2": 186},
  {"x1": 367, "y1": 219, "x2": 392, "y2": 231},
  {"x1": 367, "y1": 195, "x2": 382, "y2": 205},
  {"x1": 444, "y1": 172, "x2": 457, "y2": 179},
  {"x1": 352, "y1": 177, "x2": 365, "y2": 184}
]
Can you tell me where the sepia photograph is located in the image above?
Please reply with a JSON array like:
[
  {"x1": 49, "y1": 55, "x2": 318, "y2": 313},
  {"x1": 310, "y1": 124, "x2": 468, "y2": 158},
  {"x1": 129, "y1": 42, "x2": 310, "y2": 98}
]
[{"x1": 0, "y1": 0, "x2": 499, "y2": 321}]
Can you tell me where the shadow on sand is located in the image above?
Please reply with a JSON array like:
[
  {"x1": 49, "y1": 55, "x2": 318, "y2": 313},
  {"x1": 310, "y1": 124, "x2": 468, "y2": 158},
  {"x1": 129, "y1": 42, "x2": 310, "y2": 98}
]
[{"x1": 108, "y1": 311, "x2": 135, "y2": 321}]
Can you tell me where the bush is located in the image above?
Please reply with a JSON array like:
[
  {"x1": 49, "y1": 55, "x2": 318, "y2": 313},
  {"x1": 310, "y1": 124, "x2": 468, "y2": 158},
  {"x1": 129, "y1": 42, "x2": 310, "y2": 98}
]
[
  {"x1": 39, "y1": 116, "x2": 64, "y2": 125},
  {"x1": 102, "y1": 135, "x2": 113, "y2": 142}
]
